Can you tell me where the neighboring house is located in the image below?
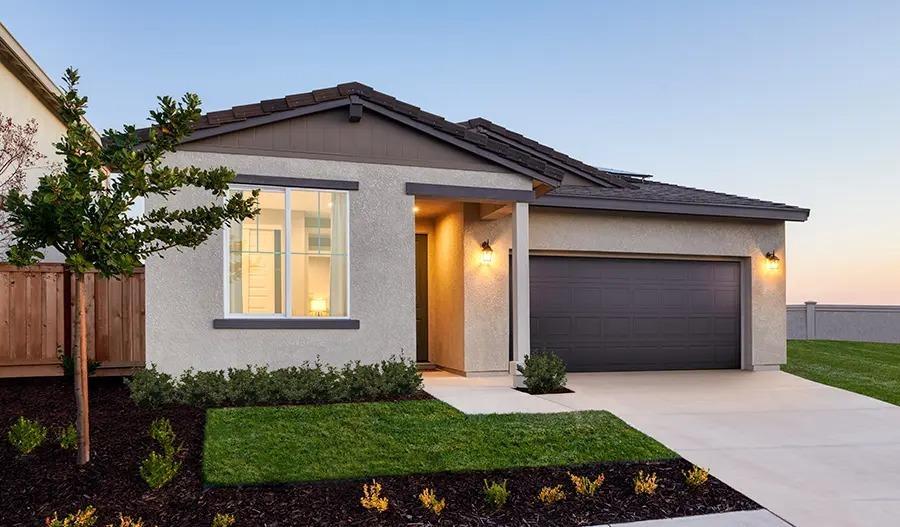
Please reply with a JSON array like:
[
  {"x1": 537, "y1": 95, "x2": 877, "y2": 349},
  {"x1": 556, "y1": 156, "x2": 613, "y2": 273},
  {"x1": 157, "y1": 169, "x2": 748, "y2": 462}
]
[{"x1": 145, "y1": 82, "x2": 809, "y2": 376}]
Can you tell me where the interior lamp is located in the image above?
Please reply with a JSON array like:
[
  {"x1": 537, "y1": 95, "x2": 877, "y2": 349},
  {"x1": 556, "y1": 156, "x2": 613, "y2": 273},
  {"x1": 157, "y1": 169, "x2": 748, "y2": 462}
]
[
  {"x1": 310, "y1": 298, "x2": 328, "y2": 316},
  {"x1": 481, "y1": 240, "x2": 494, "y2": 265},
  {"x1": 765, "y1": 251, "x2": 780, "y2": 270}
]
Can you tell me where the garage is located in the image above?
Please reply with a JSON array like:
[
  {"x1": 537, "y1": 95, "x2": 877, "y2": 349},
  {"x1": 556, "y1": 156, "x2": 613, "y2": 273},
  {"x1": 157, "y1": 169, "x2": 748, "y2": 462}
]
[{"x1": 528, "y1": 256, "x2": 742, "y2": 372}]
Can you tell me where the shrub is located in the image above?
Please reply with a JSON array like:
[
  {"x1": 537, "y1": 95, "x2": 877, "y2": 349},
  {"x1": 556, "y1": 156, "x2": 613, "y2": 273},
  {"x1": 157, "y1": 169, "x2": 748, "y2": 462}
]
[
  {"x1": 360, "y1": 480, "x2": 389, "y2": 512},
  {"x1": 44, "y1": 507, "x2": 97, "y2": 527},
  {"x1": 148, "y1": 418, "x2": 178, "y2": 457},
  {"x1": 519, "y1": 351, "x2": 567, "y2": 394},
  {"x1": 58, "y1": 349, "x2": 101, "y2": 377},
  {"x1": 537, "y1": 485, "x2": 566, "y2": 505},
  {"x1": 126, "y1": 357, "x2": 422, "y2": 408},
  {"x1": 140, "y1": 418, "x2": 181, "y2": 489},
  {"x1": 7, "y1": 416, "x2": 47, "y2": 455},
  {"x1": 210, "y1": 513, "x2": 236, "y2": 527},
  {"x1": 418, "y1": 487, "x2": 446, "y2": 516},
  {"x1": 634, "y1": 470, "x2": 659, "y2": 495},
  {"x1": 57, "y1": 424, "x2": 78, "y2": 450},
  {"x1": 483, "y1": 479, "x2": 509, "y2": 509},
  {"x1": 568, "y1": 472, "x2": 605, "y2": 496},
  {"x1": 110, "y1": 515, "x2": 147, "y2": 527},
  {"x1": 684, "y1": 465, "x2": 709, "y2": 487},
  {"x1": 126, "y1": 365, "x2": 176, "y2": 407}
]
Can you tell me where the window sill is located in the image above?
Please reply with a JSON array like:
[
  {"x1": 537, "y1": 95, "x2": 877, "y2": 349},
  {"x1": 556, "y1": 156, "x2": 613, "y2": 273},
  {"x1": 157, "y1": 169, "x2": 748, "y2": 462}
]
[{"x1": 212, "y1": 318, "x2": 360, "y2": 330}]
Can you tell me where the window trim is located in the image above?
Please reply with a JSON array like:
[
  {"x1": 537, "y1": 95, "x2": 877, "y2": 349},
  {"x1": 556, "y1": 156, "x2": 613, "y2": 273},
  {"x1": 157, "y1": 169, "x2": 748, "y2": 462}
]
[{"x1": 222, "y1": 184, "x2": 351, "y2": 320}]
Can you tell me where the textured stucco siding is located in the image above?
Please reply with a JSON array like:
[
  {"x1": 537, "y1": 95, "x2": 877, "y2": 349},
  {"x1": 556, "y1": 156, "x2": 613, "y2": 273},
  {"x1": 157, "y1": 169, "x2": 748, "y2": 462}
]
[
  {"x1": 530, "y1": 208, "x2": 788, "y2": 368},
  {"x1": 788, "y1": 304, "x2": 900, "y2": 343},
  {"x1": 145, "y1": 151, "x2": 529, "y2": 374},
  {"x1": 429, "y1": 205, "x2": 465, "y2": 371}
]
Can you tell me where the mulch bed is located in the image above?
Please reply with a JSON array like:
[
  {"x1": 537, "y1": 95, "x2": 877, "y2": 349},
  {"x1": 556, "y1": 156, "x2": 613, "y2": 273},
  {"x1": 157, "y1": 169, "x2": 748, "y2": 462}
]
[
  {"x1": 0, "y1": 377, "x2": 758, "y2": 527},
  {"x1": 514, "y1": 387, "x2": 575, "y2": 395}
]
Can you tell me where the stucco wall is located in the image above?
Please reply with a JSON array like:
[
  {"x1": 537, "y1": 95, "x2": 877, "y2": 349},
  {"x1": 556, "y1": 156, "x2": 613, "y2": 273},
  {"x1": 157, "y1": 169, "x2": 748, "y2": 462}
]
[
  {"x1": 788, "y1": 303, "x2": 900, "y2": 343},
  {"x1": 145, "y1": 151, "x2": 529, "y2": 374},
  {"x1": 530, "y1": 208, "x2": 788, "y2": 368},
  {"x1": 429, "y1": 205, "x2": 465, "y2": 371}
]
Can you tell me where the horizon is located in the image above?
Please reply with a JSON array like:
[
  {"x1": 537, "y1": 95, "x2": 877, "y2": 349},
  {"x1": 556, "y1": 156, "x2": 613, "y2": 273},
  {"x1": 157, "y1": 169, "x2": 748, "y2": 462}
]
[{"x1": 4, "y1": 0, "x2": 899, "y2": 304}]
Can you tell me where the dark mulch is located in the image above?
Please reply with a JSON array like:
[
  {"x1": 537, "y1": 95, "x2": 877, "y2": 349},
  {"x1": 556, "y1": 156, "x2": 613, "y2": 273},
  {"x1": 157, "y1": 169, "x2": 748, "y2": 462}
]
[
  {"x1": 0, "y1": 377, "x2": 758, "y2": 527},
  {"x1": 514, "y1": 387, "x2": 575, "y2": 395}
]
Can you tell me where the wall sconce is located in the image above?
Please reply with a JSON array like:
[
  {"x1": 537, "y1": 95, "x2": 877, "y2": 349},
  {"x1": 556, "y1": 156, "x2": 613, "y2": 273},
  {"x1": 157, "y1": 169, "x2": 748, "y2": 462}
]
[
  {"x1": 765, "y1": 251, "x2": 780, "y2": 270},
  {"x1": 480, "y1": 240, "x2": 494, "y2": 265},
  {"x1": 310, "y1": 298, "x2": 328, "y2": 316}
]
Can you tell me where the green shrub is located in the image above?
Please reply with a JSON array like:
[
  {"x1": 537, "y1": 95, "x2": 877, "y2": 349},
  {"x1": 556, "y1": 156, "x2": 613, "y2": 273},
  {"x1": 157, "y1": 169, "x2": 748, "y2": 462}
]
[
  {"x1": 57, "y1": 424, "x2": 78, "y2": 450},
  {"x1": 7, "y1": 416, "x2": 47, "y2": 455},
  {"x1": 519, "y1": 351, "x2": 567, "y2": 394},
  {"x1": 211, "y1": 513, "x2": 236, "y2": 527},
  {"x1": 149, "y1": 418, "x2": 178, "y2": 457},
  {"x1": 58, "y1": 349, "x2": 101, "y2": 377},
  {"x1": 126, "y1": 364, "x2": 176, "y2": 407},
  {"x1": 126, "y1": 356, "x2": 422, "y2": 408},
  {"x1": 139, "y1": 449, "x2": 181, "y2": 489},
  {"x1": 483, "y1": 479, "x2": 510, "y2": 509}
]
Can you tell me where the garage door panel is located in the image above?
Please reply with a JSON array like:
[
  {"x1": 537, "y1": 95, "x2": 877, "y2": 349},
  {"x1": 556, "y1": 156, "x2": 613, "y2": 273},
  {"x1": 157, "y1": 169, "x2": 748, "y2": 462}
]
[{"x1": 529, "y1": 256, "x2": 741, "y2": 372}]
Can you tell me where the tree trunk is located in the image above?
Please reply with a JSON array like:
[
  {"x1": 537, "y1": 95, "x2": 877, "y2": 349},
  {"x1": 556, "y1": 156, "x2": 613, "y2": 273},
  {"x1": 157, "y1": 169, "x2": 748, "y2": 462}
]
[{"x1": 73, "y1": 272, "x2": 90, "y2": 465}]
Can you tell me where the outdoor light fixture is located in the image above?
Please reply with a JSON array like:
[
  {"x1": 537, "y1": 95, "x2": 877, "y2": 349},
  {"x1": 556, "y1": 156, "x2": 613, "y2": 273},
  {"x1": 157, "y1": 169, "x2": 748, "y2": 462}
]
[
  {"x1": 481, "y1": 240, "x2": 494, "y2": 265},
  {"x1": 765, "y1": 251, "x2": 780, "y2": 270},
  {"x1": 310, "y1": 298, "x2": 328, "y2": 316}
]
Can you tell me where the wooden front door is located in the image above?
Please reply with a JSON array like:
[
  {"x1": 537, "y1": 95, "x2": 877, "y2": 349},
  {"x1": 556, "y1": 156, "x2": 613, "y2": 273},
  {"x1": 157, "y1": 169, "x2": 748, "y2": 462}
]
[{"x1": 415, "y1": 234, "x2": 429, "y2": 362}]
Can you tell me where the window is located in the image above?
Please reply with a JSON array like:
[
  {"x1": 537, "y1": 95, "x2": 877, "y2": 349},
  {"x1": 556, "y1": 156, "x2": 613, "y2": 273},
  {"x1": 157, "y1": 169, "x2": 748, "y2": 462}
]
[{"x1": 226, "y1": 187, "x2": 349, "y2": 318}]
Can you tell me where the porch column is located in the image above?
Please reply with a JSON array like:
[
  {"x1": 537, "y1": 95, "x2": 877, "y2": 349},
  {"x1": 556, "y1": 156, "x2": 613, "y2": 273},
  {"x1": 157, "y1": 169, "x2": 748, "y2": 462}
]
[{"x1": 511, "y1": 201, "x2": 530, "y2": 386}]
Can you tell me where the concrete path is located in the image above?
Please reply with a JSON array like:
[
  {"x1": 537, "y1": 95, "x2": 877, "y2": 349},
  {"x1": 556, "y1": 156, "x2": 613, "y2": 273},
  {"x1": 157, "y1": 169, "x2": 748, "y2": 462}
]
[
  {"x1": 604, "y1": 510, "x2": 789, "y2": 526},
  {"x1": 423, "y1": 370, "x2": 900, "y2": 527}
]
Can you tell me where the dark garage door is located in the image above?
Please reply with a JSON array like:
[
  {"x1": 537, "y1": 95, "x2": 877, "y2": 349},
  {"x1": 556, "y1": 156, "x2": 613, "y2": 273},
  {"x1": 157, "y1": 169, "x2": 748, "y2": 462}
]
[{"x1": 529, "y1": 256, "x2": 741, "y2": 372}]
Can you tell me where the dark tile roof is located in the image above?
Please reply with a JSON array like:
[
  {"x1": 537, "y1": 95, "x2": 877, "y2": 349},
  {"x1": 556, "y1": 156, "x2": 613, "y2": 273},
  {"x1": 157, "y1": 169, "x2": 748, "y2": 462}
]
[
  {"x1": 545, "y1": 178, "x2": 809, "y2": 216},
  {"x1": 461, "y1": 117, "x2": 641, "y2": 189}
]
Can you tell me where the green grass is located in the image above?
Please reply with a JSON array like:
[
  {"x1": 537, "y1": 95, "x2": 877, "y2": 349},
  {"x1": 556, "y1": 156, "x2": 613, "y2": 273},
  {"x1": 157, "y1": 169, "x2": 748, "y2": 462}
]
[
  {"x1": 203, "y1": 399, "x2": 674, "y2": 485},
  {"x1": 785, "y1": 339, "x2": 900, "y2": 406}
]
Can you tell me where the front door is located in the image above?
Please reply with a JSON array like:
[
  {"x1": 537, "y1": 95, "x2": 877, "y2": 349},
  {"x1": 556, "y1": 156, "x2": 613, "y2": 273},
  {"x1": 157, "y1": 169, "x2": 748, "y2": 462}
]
[{"x1": 415, "y1": 234, "x2": 429, "y2": 362}]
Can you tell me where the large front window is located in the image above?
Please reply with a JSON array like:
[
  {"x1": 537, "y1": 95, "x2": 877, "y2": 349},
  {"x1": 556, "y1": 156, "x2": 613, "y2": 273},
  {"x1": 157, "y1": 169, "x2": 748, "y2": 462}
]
[{"x1": 226, "y1": 187, "x2": 349, "y2": 318}]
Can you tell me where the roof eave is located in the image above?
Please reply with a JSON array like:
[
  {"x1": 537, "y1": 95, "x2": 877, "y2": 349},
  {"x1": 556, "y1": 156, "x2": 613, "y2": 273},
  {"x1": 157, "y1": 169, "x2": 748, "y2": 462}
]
[{"x1": 534, "y1": 194, "x2": 810, "y2": 222}]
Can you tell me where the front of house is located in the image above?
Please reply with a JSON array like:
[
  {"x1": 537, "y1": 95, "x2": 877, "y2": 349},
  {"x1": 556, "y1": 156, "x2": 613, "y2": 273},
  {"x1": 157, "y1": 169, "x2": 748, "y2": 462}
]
[{"x1": 146, "y1": 83, "x2": 808, "y2": 376}]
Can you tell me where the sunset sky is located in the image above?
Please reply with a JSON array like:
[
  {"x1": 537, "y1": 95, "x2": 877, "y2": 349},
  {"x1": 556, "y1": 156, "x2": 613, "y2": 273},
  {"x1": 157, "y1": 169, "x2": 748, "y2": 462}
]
[{"x1": 5, "y1": 0, "x2": 898, "y2": 304}]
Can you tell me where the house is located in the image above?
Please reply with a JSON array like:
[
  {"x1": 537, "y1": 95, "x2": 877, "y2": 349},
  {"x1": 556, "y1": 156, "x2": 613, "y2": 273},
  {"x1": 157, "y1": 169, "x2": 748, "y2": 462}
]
[{"x1": 145, "y1": 82, "x2": 808, "y2": 377}]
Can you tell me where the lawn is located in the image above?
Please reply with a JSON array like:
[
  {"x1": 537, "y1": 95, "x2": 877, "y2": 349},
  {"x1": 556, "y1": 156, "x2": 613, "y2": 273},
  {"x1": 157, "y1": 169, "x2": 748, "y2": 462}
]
[
  {"x1": 785, "y1": 339, "x2": 900, "y2": 406},
  {"x1": 203, "y1": 399, "x2": 675, "y2": 485}
]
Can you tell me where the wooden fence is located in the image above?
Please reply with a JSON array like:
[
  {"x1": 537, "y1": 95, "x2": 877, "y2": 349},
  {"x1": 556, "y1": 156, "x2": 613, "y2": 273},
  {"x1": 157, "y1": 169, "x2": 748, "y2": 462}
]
[{"x1": 0, "y1": 263, "x2": 145, "y2": 378}]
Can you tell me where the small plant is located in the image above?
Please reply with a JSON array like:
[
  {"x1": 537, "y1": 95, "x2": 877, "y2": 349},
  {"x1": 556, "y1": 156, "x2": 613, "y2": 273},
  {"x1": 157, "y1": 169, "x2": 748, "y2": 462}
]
[
  {"x1": 684, "y1": 465, "x2": 710, "y2": 487},
  {"x1": 537, "y1": 485, "x2": 566, "y2": 505},
  {"x1": 568, "y1": 472, "x2": 605, "y2": 496},
  {"x1": 634, "y1": 470, "x2": 659, "y2": 495},
  {"x1": 518, "y1": 350, "x2": 567, "y2": 394},
  {"x1": 44, "y1": 506, "x2": 97, "y2": 527},
  {"x1": 360, "y1": 480, "x2": 389, "y2": 513},
  {"x1": 125, "y1": 365, "x2": 177, "y2": 407},
  {"x1": 58, "y1": 424, "x2": 78, "y2": 450},
  {"x1": 148, "y1": 418, "x2": 178, "y2": 457},
  {"x1": 109, "y1": 515, "x2": 146, "y2": 527},
  {"x1": 418, "y1": 487, "x2": 446, "y2": 516},
  {"x1": 58, "y1": 349, "x2": 101, "y2": 377},
  {"x1": 210, "y1": 513, "x2": 236, "y2": 527},
  {"x1": 139, "y1": 418, "x2": 181, "y2": 489},
  {"x1": 483, "y1": 479, "x2": 510, "y2": 509},
  {"x1": 7, "y1": 416, "x2": 47, "y2": 455}
]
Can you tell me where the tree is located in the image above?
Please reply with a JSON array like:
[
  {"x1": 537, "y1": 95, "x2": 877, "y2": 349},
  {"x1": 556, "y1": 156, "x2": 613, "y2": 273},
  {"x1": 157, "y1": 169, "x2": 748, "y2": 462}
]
[
  {"x1": 3, "y1": 68, "x2": 258, "y2": 465},
  {"x1": 0, "y1": 114, "x2": 45, "y2": 252}
]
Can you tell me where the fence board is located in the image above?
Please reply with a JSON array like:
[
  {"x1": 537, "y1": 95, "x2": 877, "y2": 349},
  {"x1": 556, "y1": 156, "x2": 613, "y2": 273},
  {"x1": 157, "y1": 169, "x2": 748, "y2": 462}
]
[{"x1": 0, "y1": 264, "x2": 145, "y2": 377}]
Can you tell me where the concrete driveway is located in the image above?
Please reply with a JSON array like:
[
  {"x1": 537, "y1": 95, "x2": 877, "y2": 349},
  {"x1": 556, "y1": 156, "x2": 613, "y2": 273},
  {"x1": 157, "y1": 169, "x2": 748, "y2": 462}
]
[{"x1": 424, "y1": 370, "x2": 900, "y2": 527}]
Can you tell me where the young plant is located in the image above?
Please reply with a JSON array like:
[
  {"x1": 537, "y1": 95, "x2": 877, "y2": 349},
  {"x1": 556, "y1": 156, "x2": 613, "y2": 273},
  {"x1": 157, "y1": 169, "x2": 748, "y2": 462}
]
[
  {"x1": 482, "y1": 479, "x2": 510, "y2": 509},
  {"x1": 58, "y1": 424, "x2": 78, "y2": 450},
  {"x1": 58, "y1": 349, "x2": 101, "y2": 378},
  {"x1": 418, "y1": 487, "x2": 446, "y2": 516},
  {"x1": 110, "y1": 515, "x2": 146, "y2": 527},
  {"x1": 518, "y1": 351, "x2": 567, "y2": 394},
  {"x1": 44, "y1": 506, "x2": 97, "y2": 527},
  {"x1": 7, "y1": 416, "x2": 47, "y2": 455},
  {"x1": 684, "y1": 465, "x2": 710, "y2": 487},
  {"x1": 634, "y1": 470, "x2": 659, "y2": 495},
  {"x1": 537, "y1": 485, "x2": 566, "y2": 505},
  {"x1": 210, "y1": 513, "x2": 236, "y2": 527},
  {"x1": 3, "y1": 67, "x2": 258, "y2": 465},
  {"x1": 139, "y1": 418, "x2": 182, "y2": 489},
  {"x1": 568, "y1": 472, "x2": 605, "y2": 496},
  {"x1": 148, "y1": 418, "x2": 178, "y2": 457},
  {"x1": 360, "y1": 480, "x2": 389, "y2": 512}
]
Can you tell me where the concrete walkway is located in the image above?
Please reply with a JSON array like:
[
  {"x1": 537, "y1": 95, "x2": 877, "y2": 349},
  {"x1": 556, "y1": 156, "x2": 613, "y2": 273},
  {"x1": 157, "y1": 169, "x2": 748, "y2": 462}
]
[
  {"x1": 605, "y1": 510, "x2": 789, "y2": 526},
  {"x1": 423, "y1": 370, "x2": 900, "y2": 527}
]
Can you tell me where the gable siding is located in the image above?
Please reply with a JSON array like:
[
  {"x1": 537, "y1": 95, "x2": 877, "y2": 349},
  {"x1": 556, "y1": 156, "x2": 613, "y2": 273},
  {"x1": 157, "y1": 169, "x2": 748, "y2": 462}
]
[{"x1": 180, "y1": 108, "x2": 513, "y2": 173}]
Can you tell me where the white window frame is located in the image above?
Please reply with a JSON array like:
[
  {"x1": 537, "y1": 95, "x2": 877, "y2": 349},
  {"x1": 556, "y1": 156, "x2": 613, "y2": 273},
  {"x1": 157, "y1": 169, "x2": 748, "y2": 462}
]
[{"x1": 222, "y1": 184, "x2": 351, "y2": 319}]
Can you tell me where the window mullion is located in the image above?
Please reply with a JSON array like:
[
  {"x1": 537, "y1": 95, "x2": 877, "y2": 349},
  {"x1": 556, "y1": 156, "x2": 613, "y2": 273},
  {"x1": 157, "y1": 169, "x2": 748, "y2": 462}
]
[{"x1": 284, "y1": 189, "x2": 292, "y2": 318}]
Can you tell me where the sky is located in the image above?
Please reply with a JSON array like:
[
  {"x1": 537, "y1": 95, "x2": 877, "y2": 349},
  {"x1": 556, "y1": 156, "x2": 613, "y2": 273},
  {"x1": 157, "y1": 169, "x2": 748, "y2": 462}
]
[{"x1": 4, "y1": 0, "x2": 899, "y2": 304}]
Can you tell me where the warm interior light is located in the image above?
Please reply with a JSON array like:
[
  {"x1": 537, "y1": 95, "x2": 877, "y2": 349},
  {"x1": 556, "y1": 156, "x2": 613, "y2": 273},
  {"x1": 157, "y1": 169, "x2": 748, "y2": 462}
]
[
  {"x1": 481, "y1": 240, "x2": 494, "y2": 265},
  {"x1": 765, "y1": 251, "x2": 780, "y2": 270},
  {"x1": 310, "y1": 298, "x2": 328, "y2": 315},
  {"x1": 413, "y1": 206, "x2": 420, "y2": 214}
]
